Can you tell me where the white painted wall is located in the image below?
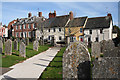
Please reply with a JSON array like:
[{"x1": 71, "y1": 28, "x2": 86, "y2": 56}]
[
  {"x1": 44, "y1": 27, "x2": 65, "y2": 45},
  {"x1": 84, "y1": 28, "x2": 111, "y2": 42}
]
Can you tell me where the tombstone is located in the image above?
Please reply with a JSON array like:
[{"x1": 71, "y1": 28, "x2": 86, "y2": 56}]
[
  {"x1": 17, "y1": 38, "x2": 20, "y2": 43},
  {"x1": 63, "y1": 41, "x2": 91, "y2": 79},
  {"x1": 33, "y1": 40, "x2": 39, "y2": 51},
  {"x1": 0, "y1": 40, "x2": 3, "y2": 54},
  {"x1": 39, "y1": 38, "x2": 43, "y2": 46},
  {"x1": 100, "y1": 40, "x2": 115, "y2": 53},
  {"x1": 14, "y1": 39, "x2": 18, "y2": 50},
  {"x1": 92, "y1": 42, "x2": 101, "y2": 58},
  {"x1": 5, "y1": 39, "x2": 12, "y2": 55},
  {"x1": 19, "y1": 42, "x2": 26, "y2": 57},
  {"x1": 2, "y1": 38, "x2": 5, "y2": 44},
  {"x1": 21, "y1": 38, "x2": 26, "y2": 44},
  {"x1": 25, "y1": 38, "x2": 29, "y2": 46}
]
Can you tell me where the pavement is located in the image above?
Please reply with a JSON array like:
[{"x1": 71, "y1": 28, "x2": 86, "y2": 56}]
[{"x1": 0, "y1": 47, "x2": 61, "y2": 80}]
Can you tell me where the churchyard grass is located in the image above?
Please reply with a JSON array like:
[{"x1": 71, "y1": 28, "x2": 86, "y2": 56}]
[
  {"x1": 40, "y1": 47, "x2": 66, "y2": 79},
  {"x1": 1, "y1": 42, "x2": 50, "y2": 67}
]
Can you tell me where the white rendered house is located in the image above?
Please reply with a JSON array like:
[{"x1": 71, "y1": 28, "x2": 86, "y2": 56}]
[{"x1": 84, "y1": 13, "x2": 113, "y2": 43}]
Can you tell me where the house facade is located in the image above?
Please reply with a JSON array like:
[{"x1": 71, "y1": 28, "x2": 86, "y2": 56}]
[
  {"x1": 40, "y1": 11, "x2": 72, "y2": 45},
  {"x1": 12, "y1": 12, "x2": 45, "y2": 38},
  {"x1": 65, "y1": 16, "x2": 88, "y2": 43},
  {"x1": 84, "y1": 13, "x2": 113, "y2": 43}
]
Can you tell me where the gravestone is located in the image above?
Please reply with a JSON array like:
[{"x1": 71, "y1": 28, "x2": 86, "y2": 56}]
[
  {"x1": 25, "y1": 38, "x2": 29, "y2": 46},
  {"x1": 21, "y1": 38, "x2": 26, "y2": 44},
  {"x1": 92, "y1": 40, "x2": 120, "y2": 79},
  {"x1": 92, "y1": 42, "x2": 101, "y2": 58},
  {"x1": 0, "y1": 40, "x2": 3, "y2": 54},
  {"x1": 2, "y1": 38, "x2": 5, "y2": 44},
  {"x1": 92, "y1": 57, "x2": 120, "y2": 79},
  {"x1": 14, "y1": 39, "x2": 18, "y2": 50},
  {"x1": 100, "y1": 40, "x2": 115, "y2": 53},
  {"x1": 5, "y1": 39, "x2": 12, "y2": 55},
  {"x1": 33, "y1": 40, "x2": 39, "y2": 51},
  {"x1": 63, "y1": 41, "x2": 91, "y2": 79},
  {"x1": 19, "y1": 42, "x2": 26, "y2": 57}
]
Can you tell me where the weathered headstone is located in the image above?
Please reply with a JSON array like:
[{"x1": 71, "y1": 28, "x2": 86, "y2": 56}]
[
  {"x1": 5, "y1": 39, "x2": 12, "y2": 55},
  {"x1": 101, "y1": 40, "x2": 115, "y2": 53},
  {"x1": 0, "y1": 40, "x2": 3, "y2": 54},
  {"x1": 63, "y1": 41, "x2": 91, "y2": 79},
  {"x1": 14, "y1": 39, "x2": 18, "y2": 50},
  {"x1": 25, "y1": 38, "x2": 29, "y2": 45},
  {"x1": 92, "y1": 42, "x2": 101, "y2": 58},
  {"x1": 19, "y1": 42, "x2": 26, "y2": 57},
  {"x1": 33, "y1": 40, "x2": 39, "y2": 51},
  {"x1": 92, "y1": 40, "x2": 120, "y2": 79}
]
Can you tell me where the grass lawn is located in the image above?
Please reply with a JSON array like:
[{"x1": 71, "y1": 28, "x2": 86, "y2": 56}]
[
  {"x1": 1, "y1": 42, "x2": 51, "y2": 68},
  {"x1": 40, "y1": 47, "x2": 66, "y2": 79}
]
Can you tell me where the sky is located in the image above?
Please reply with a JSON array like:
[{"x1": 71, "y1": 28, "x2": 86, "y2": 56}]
[{"x1": 0, "y1": 2, "x2": 119, "y2": 27}]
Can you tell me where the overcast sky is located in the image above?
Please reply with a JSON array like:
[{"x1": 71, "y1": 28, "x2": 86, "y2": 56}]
[{"x1": 1, "y1": 2, "x2": 119, "y2": 27}]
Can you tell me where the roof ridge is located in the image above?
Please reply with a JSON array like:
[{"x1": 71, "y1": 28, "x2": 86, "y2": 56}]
[{"x1": 88, "y1": 16, "x2": 107, "y2": 19}]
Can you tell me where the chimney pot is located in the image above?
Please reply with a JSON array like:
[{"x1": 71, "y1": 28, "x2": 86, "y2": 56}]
[
  {"x1": 28, "y1": 12, "x2": 32, "y2": 17},
  {"x1": 38, "y1": 12, "x2": 42, "y2": 17},
  {"x1": 69, "y1": 11, "x2": 73, "y2": 20},
  {"x1": 107, "y1": 13, "x2": 111, "y2": 16}
]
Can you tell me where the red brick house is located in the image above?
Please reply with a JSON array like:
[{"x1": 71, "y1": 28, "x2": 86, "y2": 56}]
[{"x1": 12, "y1": 12, "x2": 45, "y2": 38}]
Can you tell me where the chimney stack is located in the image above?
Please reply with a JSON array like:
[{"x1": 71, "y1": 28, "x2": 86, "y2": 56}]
[
  {"x1": 49, "y1": 11, "x2": 56, "y2": 18},
  {"x1": 28, "y1": 12, "x2": 32, "y2": 17},
  {"x1": 107, "y1": 13, "x2": 111, "y2": 17},
  {"x1": 38, "y1": 12, "x2": 42, "y2": 17},
  {"x1": 69, "y1": 11, "x2": 73, "y2": 20}
]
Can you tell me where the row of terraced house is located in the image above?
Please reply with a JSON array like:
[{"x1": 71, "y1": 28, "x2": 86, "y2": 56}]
[{"x1": 7, "y1": 11, "x2": 117, "y2": 45}]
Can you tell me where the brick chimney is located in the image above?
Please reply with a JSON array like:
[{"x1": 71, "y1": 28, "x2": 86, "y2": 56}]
[
  {"x1": 69, "y1": 11, "x2": 73, "y2": 20},
  {"x1": 107, "y1": 13, "x2": 111, "y2": 17},
  {"x1": 28, "y1": 12, "x2": 32, "y2": 17},
  {"x1": 49, "y1": 11, "x2": 56, "y2": 18},
  {"x1": 38, "y1": 12, "x2": 42, "y2": 17}
]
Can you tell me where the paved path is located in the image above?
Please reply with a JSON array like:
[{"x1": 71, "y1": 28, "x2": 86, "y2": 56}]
[{"x1": 0, "y1": 47, "x2": 61, "y2": 80}]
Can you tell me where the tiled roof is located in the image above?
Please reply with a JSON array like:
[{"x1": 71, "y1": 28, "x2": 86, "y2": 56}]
[
  {"x1": 85, "y1": 16, "x2": 112, "y2": 29},
  {"x1": 43, "y1": 15, "x2": 70, "y2": 28},
  {"x1": 66, "y1": 16, "x2": 88, "y2": 27}
]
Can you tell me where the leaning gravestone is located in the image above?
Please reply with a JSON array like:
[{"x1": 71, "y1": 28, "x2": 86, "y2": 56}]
[
  {"x1": 19, "y1": 42, "x2": 26, "y2": 57},
  {"x1": 63, "y1": 41, "x2": 91, "y2": 79},
  {"x1": 5, "y1": 39, "x2": 12, "y2": 55},
  {"x1": 92, "y1": 42, "x2": 101, "y2": 58},
  {"x1": 14, "y1": 39, "x2": 18, "y2": 50},
  {"x1": 0, "y1": 40, "x2": 3, "y2": 54},
  {"x1": 33, "y1": 40, "x2": 39, "y2": 51}
]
